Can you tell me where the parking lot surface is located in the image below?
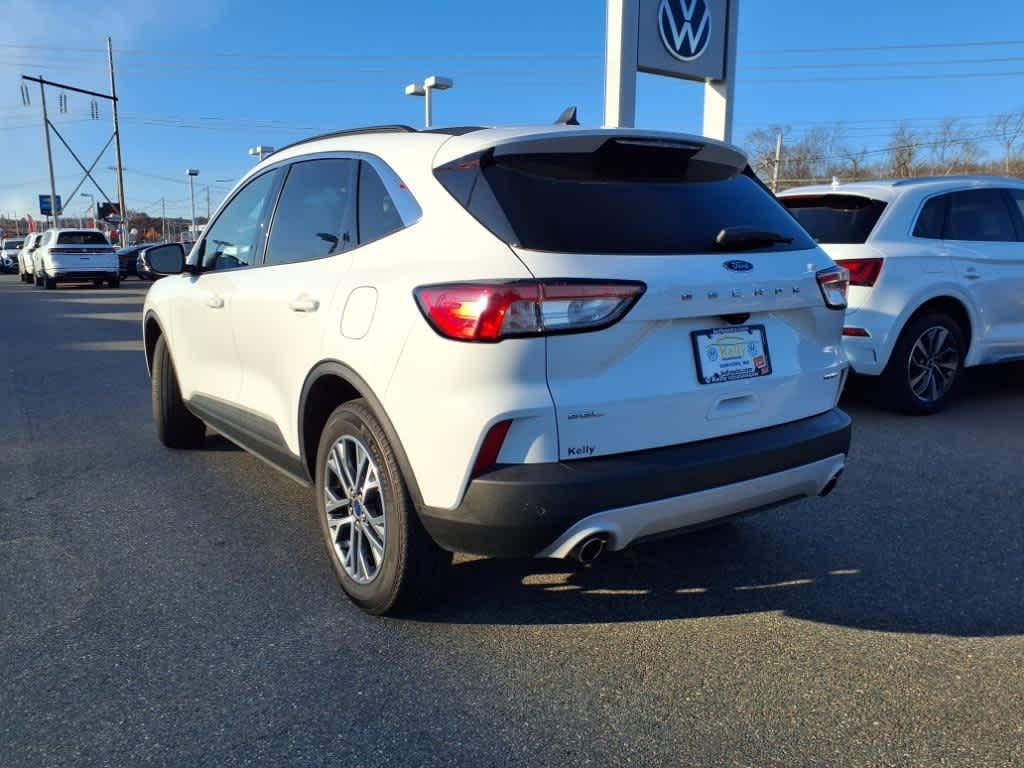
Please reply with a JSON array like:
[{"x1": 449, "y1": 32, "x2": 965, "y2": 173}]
[{"x1": 2, "y1": 274, "x2": 1022, "y2": 767}]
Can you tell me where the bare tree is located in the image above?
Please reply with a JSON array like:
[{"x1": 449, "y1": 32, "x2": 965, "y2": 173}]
[
  {"x1": 991, "y1": 110, "x2": 1024, "y2": 174},
  {"x1": 744, "y1": 124, "x2": 789, "y2": 181},
  {"x1": 930, "y1": 117, "x2": 984, "y2": 175},
  {"x1": 887, "y1": 123, "x2": 922, "y2": 178}
]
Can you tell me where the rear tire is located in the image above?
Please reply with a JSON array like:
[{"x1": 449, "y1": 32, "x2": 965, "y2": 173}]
[
  {"x1": 33, "y1": 272, "x2": 43, "y2": 287},
  {"x1": 44, "y1": 276, "x2": 56, "y2": 290},
  {"x1": 315, "y1": 400, "x2": 451, "y2": 615},
  {"x1": 108, "y1": 278, "x2": 120, "y2": 289},
  {"x1": 151, "y1": 335, "x2": 206, "y2": 449},
  {"x1": 878, "y1": 312, "x2": 965, "y2": 415}
]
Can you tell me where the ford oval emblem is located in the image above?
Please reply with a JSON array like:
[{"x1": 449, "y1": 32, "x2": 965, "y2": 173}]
[{"x1": 724, "y1": 259, "x2": 754, "y2": 272}]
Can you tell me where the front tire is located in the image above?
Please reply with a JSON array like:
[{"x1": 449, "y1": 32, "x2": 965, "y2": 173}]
[
  {"x1": 151, "y1": 335, "x2": 206, "y2": 448},
  {"x1": 44, "y1": 275, "x2": 56, "y2": 290},
  {"x1": 107, "y1": 277, "x2": 120, "y2": 289},
  {"x1": 879, "y1": 312, "x2": 965, "y2": 415},
  {"x1": 316, "y1": 400, "x2": 451, "y2": 615}
]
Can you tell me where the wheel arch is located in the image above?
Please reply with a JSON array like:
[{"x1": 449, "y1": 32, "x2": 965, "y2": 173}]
[
  {"x1": 902, "y1": 293, "x2": 974, "y2": 359},
  {"x1": 298, "y1": 361, "x2": 425, "y2": 509},
  {"x1": 143, "y1": 310, "x2": 164, "y2": 376}
]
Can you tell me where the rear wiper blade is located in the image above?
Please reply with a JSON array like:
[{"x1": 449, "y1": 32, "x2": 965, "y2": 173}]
[{"x1": 714, "y1": 226, "x2": 793, "y2": 251}]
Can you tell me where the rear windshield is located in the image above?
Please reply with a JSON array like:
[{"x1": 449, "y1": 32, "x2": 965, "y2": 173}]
[
  {"x1": 781, "y1": 194, "x2": 886, "y2": 244},
  {"x1": 435, "y1": 140, "x2": 814, "y2": 254},
  {"x1": 57, "y1": 231, "x2": 109, "y2": 246},
  {"x1": 4, "y1": 240, "x2": 24, "y2": 249}
]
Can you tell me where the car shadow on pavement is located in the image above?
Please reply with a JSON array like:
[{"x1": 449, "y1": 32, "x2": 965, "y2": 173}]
[{"x1": 409, "y1": 363, "x2": 1024, "y2": 637}]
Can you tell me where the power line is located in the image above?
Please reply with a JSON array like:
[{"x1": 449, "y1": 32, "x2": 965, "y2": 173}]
[
  {"x1": 746, "y1": 69, "x2": 1024, "y2": 84},
  {"x1": 742, "y1": 38, "x2": 1024, "y2": 55}
]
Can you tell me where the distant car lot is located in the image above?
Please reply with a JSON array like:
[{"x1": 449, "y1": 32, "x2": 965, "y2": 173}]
[{"x1": 2, "y1": 272, "x2": 1022, "y2": 767}]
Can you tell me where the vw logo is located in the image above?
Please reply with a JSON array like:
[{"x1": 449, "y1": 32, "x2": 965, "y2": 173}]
[
  {"x1": 724, "y1": 259, "x2": 754, "y2": 272},
  {"x1": 658, "y1": 0, "x2": 712, "y2": 61}
]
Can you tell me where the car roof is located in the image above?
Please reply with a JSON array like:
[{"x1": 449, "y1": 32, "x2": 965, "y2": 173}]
[{"x1": 779, "y1": 175, "x2": 1024, "y2": 202}]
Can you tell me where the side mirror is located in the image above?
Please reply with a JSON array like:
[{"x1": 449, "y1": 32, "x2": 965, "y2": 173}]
[{"x1": 144, "y1": 243, "x2": 186, "y2": 276}]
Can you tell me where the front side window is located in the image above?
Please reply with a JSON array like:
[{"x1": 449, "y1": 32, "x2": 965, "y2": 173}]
[
  {"x1": 199, "y1": 169, "x2": 283, "y2": 271},
  {"x1": 358, "y1": 161, "x2": 404, "y2": 245},
  {"x1": 264, "y1": 159, "x2": 357, "y2": 267},
  {"x1": 944, "y1": 189, "x2": 1016, "y2": 242}
]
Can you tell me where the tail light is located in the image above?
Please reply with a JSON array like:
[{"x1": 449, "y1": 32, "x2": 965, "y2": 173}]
[
  {"x1": 815, "y1": 266, "x2": 849, "y2": 310},
  {"x1": 414, "y1": 280, "x2": 646, "y2": 342},
  {"x1": 835, "y1": 257, "x2": 883, "y2": 287}
]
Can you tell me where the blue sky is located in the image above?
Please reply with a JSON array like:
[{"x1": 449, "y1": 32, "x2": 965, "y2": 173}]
[{"x1": 2, "y1": 0, "x2": 1023, "y2": 223}]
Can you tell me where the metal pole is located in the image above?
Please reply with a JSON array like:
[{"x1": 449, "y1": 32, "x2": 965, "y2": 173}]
[
  {"x1": 189, "y1": 175, "x2": 197, "y2": 237},
  {"x1": 161, "y1": 198, "x2": 167, "y2": 242},
  {"x1": 424, "y1": 86, "x2": 432, "y2": 129},
  {"x1": 107, "y1": 38, "x2": 127, "y2": 241},
  {"x1": 39, "y1": 77, "x2": 59, "y2": 228},
  {"x1": 771, "y1": 132, "x2": 783, "y2": 193},
  {"x1": 206, "y1": 185, "x2": 210, "y2": 221},
  {"x1": 702, "y1": 0, "x2": 739, "y2": 142},
  {"x1": 603, "y1": 0, "x2": 638, "y2": 128}
]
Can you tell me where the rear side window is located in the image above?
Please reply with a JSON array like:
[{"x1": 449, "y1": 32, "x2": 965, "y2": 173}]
[
  {"x1": 57, "y1": 231, "x2": 109, "y2": 246},
  {"x1": 265, "y1": 159, "x2": 358, "y2": 267},
  {"x1": 945, "y1": 189, "x2": 1016, "y2": 242},
  {"x1": 435, "y1": 140, "x2": 813, "y2": 254},
  {"x1": 781, "y1": 195, "x2": 886, "y2": 244},
  {"x1": 358, "y1": 162, "x2": 403, "y2": 245},
  {"x1": 913, "y1": 195, "x2": 948, "y2": 239}
]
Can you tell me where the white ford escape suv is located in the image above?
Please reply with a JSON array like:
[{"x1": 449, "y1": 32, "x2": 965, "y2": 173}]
[
  {"x1": 780, "y1": 177, "x2": 1024, "y2": 414},
  {"x1": 143, "y1": 124, "x2": 852, "y2": 614}
]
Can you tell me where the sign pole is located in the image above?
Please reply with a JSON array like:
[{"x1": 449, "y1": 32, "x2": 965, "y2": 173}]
[
  {"x1": 39, "y1": 76, "x2": 59, "y2": 228},
  {"x1": 701, "y1": 0, "x2": 738, "y2": 142},
  {"x1": 603, "y1": 0, "x2": 638, "y2": 128},
  {"x1": 108, "y1": 38, "x2": 127, "y2": 242}
]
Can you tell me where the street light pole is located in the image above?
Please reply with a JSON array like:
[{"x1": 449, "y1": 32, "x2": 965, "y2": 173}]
[
  {"x1": 404, "y1": 75, "x2": 453, "y2": 129},
  {"x1": 186, "y1": 169, "x2": 199, "y2": 240}
]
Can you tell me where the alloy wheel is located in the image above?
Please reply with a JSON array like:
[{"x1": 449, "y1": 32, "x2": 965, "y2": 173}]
[
  {"x1": 907, "y1": 325, "x2": 960, "y2": 404},
  {"x1": 323, "y1": 434, "x2": 386, "y2": 584}
]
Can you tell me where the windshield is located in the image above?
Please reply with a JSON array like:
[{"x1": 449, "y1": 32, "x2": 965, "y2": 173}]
[
  {"x1": 57, "y1": 231, "x2": 110, "y2": 246},
  {"x1": 781, "y1": 194, "x2": 887, "y2": 244},
  {"x1": 4, "y1": 240, "x2": 24, "y2": 250},
  {"x1": 435, "y1": 140, "x2": 814, "y2": 255}
]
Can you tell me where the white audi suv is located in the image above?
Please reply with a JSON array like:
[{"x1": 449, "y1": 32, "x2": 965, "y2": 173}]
[
  {"x1": 32, "y1": 228, "x2": 119, "y2": 289},
  {"x1": 143, "y1": 123, "x2": 851, "y2": 614},
  {"x1": 780, "y1": 177, "x2": 1024, "y2": 413}
]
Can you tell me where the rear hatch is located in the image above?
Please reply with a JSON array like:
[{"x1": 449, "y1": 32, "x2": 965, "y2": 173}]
[
  {"x1": 434, "y1": 130, "x2": 847, "y2": 459},
  {"x1": 50, "y1": 230, "x2": 115, "y2": 267}
]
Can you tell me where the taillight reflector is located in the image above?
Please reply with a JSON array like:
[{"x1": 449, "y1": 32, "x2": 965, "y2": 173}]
[
  {"x1": 842, "y1": 327, "x2": 871, "y2": 337},
  {"x1": 472, "y1": 419, "x2": 513, "y2": 477},
  {"x1": 414, "y1": 280, "x2": 646, "y2": 342},
  {"x1": 835, "y1": 257, "x2": 883, "y2": 287}
]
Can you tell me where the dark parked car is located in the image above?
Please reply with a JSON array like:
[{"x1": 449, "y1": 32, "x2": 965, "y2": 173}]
[{"x1": 116, "y1": 244, "x2": 149, "y2": 279}]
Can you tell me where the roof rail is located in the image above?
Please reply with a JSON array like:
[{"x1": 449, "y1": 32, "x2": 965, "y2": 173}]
[
  {"x1": 269, "y1": 125, "x2": 417, "y2": 157},
  {"x1": 891, "y1": 174, "x2": 1009, "y2": 187}
]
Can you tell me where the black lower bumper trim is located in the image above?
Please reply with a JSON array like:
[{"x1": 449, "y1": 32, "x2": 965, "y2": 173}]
[{"x1": 418, "y1": 408, "x2": 851, "y2": 557}]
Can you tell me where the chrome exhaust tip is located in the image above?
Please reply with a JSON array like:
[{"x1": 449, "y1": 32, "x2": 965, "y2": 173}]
[
  {"x1": 819, "y1": 469, "x2": 844, "y2": 497},
  {"x1": 571, "y1": 535, "x2": 608, "y2": 565}
]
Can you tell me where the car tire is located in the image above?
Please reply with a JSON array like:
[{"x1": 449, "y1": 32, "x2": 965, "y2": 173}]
[
  {"x1": 315, "y1": 400, "x2": 451, "y2": 615},
  {"x1": 878, "y1": 311, "x2": 965, "y2": 415},
  {"x1": 93, "y1": 279, "x2": 104, "y2": 287},
  {"x1": 33, "y1": 272, "x2": 43, "y2": 287},
  {"x1": 108, "y1": 278, "x2": 120, "y2": 289},
  {"x1": 44, "y1": 276, "x2": 56, "y2": 290},
  {"x1": 151, "y1": 335, "x2": 206, "y2": 449}
]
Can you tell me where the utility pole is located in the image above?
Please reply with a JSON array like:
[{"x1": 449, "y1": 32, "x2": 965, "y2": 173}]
[
  {"x1": 107, "y1": 38, "x2": 127, "y2": 241},
  {"x1": 161, "y1": 198, "x2": 167, "y2": 242},
  {"x1": 771, "y1": 132, "x2": 784, "y2": 194},
  {"x1": 205, "y1": 185, "x2": 210, "y2": 222},
  {"x1": 39, "y1": 76, "x2": 59, "y2": 228}
]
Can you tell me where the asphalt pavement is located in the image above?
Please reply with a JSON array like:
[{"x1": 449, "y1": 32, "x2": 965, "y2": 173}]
[{"x1": 1, "y1": 273, "x2": 1022, "y2": 767}]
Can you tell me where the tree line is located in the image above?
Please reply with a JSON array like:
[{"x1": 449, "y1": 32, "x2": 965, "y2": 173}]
[{"x1": 744, "y1": 110, "x2": 1024, "y2": 192}]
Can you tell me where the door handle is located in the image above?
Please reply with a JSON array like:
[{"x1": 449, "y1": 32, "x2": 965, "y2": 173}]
[
  {"x1": 964, "y1": 267, "x2": 981, "y2": 280},
  {"x1": 288, "y1": 297, "x2": 320, "y2": 313},
  {"x1": 205, "y1": 295, "x2": 225, "y2": 309}
]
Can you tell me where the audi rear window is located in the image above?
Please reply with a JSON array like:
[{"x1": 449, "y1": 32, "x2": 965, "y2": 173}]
[
  {"x1": 781, "y1": 194, "x2": 886, "y2": 244},
  {"x1": 435, "y1": 139, "x2": 813, "y2": 255},
  {"x1": 57, "y1": 231, "x2": 109, "y2": 245}
]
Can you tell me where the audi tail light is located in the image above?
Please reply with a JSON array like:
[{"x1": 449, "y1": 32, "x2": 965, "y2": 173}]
[
  {"x1": 835, "y1": 257, "x2": 883, "y2": 287},
  {"x1": 414, "y1": 280, "x2": 646, "y2": 342},
  {"x1": 815, "y1": 266, "x2": 850, "y2": 310}
]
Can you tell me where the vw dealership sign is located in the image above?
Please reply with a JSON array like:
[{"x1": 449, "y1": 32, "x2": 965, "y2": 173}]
[
  {"x1": 639, "y1": 0, "x2": 728, "y2": 81},
  {"x1": 604, "y1": 0, "x2": 737, "y2": 139}
]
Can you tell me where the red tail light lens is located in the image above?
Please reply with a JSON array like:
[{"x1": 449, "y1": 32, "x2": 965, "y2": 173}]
[
  {"x1": 835, "y1": 257, "x2": 883, "y2": 287},
  {"x1": 414, "y1": 280, "x2": 646, "y2": 342},
  {"x1": 472, "y1": 419, "x2": 513, "y2": 477},
  {"x1": 815, "y1": 266, "x2": 849, "y2": 310},
  {"x1": 842, "y1": 326, "x2": 871, "y2": 337}
]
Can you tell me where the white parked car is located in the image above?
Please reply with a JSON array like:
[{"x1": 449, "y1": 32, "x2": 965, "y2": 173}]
[
  {"x1": 780, "y1": 177, "x2": 1024, "y2": 413},
  {"x1": 33, "y1": 228, "x2": 119, "y2": 289},
  {"x1": 17, "y1": 233, "x2": 43, "y2": 283},
  {"x1": 143, "y1": 124, "x2": 851, "y2": 614},
  {"x1": 1, "y1": 237, "x2": 25, "y2": 273}
]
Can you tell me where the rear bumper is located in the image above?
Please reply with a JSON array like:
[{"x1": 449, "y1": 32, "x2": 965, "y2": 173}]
[
  {"x1": 418, "y1": 408, "x2": 852, "y2": 558},
  {"x1": 49, "y1": 269, "x2": 118, "y2": 280}
]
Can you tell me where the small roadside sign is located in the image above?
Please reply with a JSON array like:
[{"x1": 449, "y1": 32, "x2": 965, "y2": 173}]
[{"x1": 39, "y1": 194, "x2": 62, "y2": 216}]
